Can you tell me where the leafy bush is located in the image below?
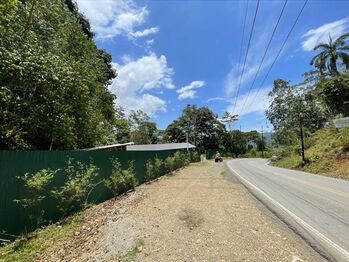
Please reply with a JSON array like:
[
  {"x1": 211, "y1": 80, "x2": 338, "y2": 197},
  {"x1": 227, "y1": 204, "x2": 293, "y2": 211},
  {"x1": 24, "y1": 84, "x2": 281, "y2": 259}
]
[
  {"x1": 145, "y1": 160, "x2": 155, "y2": 182},
  {"x1": 51, "y1": 159, "x2": 99, "y2": 216},
  {"x1": 105, "y1": 159, "x2": 137, "y2": 195},
  {"x1": 173, "y1": 151, "x2": 184, "y2": 169},
  {"x1": 181, "y1": 152, "x2": 191, "y2": 166},
  {"x1": 248, "y1": 148, "x2": 258, "y2": 157},
  {"x1": 242, "y1": 148, "x2": 272, "y2": 158},
  {"x1": 191, "y1": 151, "x2": 200, "y2": 162},
  {"x1": 164, "y1": 156, "x2": 175, "y2": 173},
  {"x1": 14, "y1": 169, "x2": 57, "y2": 229},
  {"x1": 154, "y1": 157, "x2": 164, "y2": 178}
]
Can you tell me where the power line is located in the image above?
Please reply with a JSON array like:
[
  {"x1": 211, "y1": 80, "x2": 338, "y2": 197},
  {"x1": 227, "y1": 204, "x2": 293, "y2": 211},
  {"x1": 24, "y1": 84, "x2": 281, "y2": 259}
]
[
  {"x1": 244, "y1": 0, "x2": 308, "y2": 115},
  {"x1": 229, "y1": 0, "x2": 248, "y2": 130},
  {"x1": 231, "y1": 0, "x2": 260, "y2": 116},
  {"x1": 238, "y1": 0, "x2": 288, "y2": 117},
  {"x1": 236, "y1": 0, "x2": 249, "y2": 86}
]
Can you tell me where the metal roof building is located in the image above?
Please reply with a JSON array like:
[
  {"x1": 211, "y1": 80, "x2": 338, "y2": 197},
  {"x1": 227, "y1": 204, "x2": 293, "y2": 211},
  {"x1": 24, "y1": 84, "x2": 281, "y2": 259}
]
[
  {"x1": 126, "y1": 143, "x2": 195, "y2": 151},
  {"x1": 81, "y1": 142, "x2": 134, "y2": 151}
]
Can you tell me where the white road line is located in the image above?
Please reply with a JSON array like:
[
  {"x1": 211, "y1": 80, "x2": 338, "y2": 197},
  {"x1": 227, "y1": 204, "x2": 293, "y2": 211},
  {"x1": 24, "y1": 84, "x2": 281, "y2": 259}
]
[{"x1": 227, "y1": 162, "x2": 349, "y2": 261}]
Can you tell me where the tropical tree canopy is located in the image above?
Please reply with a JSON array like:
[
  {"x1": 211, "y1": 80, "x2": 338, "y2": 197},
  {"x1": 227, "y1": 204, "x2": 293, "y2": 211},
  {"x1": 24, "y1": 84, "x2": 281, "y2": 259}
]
[
  {"x1": 266, "y1": 79, "x2": 327, "y2": 134},
  {"x1": 165, "y1": 105, "x2": 226, "y2": 151},
  {"x1": 0, "y1": 0, "x2": 117, "y2": 150},
  {"x1": 310, "y1": 33, "x2": 349, "y2": 76}
]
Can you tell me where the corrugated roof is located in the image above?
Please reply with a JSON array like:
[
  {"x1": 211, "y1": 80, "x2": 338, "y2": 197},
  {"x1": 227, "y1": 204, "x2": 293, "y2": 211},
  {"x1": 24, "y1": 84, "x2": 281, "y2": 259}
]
[
  {"x1": 81, "y1": 142, "x2": 134, "y2": 151},
  {"x1": 126, "y1": 143, "x2": 195, "y2": 151}
]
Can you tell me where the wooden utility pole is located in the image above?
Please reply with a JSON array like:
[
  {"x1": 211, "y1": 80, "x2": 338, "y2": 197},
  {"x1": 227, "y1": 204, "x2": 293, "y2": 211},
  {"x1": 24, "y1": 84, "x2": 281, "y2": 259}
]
[{"x1": 186, "y1": 132, "x2": 189, "y2": 151}]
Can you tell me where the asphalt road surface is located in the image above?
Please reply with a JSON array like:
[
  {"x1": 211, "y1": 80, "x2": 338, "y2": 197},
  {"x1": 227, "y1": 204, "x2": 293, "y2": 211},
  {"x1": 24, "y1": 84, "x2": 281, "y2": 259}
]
[{"x1": 227, "y1": 158, "x2": 349, "y2": 262}]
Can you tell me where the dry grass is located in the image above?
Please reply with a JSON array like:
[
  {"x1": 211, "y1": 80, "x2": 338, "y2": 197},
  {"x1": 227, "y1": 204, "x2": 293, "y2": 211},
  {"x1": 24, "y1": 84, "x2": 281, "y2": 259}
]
[{"x1": 274, "y1": 128, "x2": 349, "y2": 180}]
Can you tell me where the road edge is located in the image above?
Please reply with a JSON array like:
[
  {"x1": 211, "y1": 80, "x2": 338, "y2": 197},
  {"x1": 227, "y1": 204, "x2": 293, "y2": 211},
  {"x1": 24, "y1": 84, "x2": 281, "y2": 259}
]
[{"x1": 225, "y1": 160, "x2": 349, "y2": 262}]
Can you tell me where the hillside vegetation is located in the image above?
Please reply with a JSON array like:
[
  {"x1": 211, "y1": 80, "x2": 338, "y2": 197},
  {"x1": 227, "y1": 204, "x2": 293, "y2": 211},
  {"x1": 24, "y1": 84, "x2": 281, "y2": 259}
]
[{"x1": 273, "y1": 128, "x2": 349, "y2": 180}]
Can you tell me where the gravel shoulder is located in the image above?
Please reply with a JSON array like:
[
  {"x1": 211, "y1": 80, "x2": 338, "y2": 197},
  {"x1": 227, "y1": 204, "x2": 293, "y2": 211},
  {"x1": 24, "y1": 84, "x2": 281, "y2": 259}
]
[{"x1": 37, "y1": 161, "x2": 324, "y2": 262}]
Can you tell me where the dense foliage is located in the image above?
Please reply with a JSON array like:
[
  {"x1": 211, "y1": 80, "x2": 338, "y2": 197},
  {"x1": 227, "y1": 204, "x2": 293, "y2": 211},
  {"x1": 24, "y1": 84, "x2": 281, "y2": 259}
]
[
  {"x1": 164, "y1": 105, "x2": 266, "y2": 156},
  {"x1": 268, "y1": 32, "x2": 349, "y2": 164},
  {"x1": 165, "y1": 105, "x2": 226, "y2": 150},
  {"x1": 0, "y1": 0, "x2": 116, "y2": 149}
]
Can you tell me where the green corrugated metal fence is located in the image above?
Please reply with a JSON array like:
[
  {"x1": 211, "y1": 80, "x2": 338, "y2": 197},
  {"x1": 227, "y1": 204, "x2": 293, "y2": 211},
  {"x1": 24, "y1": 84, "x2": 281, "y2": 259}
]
[{"x1": 0, "y1": 149, "x2": 193, "y2": 240}]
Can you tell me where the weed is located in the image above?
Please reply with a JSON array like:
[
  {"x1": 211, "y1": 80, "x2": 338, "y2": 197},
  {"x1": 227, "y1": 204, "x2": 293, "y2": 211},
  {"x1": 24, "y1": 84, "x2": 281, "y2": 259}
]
[
  {"x1": 0, "y1": 213, "x2": 83, "y2": 262},
  {"x1": 14, "y1": 169, "x2": 57, "y2": 230},
  {"x1": 51, "y1": 159, "x2": 99, "y2": 217},
  {"x1": 105, "y1": 159, "x2": 137, "y2": 195}
]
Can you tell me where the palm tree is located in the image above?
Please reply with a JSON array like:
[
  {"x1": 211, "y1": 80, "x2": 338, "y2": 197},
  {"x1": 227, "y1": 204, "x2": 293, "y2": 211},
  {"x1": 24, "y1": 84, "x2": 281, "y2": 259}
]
[{"x1": 310, "y1": 33, "x2": 349, "y2": 76}]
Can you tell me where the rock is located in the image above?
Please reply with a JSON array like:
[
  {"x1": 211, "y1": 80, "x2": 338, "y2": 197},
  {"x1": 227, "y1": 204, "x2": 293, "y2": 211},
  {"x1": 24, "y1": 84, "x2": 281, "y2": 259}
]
[{"x1": 74, "y1": 231, "x2": 80, "y2": 236}]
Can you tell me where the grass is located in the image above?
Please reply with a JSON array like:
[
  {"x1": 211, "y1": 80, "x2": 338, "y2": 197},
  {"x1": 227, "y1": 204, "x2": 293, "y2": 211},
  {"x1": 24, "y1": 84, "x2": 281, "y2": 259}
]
[
  {"x1": 273, "y1": 127, "x2": 349, "y2": 179},
  {"x1": 113, "y1": 238, "x2": 145, "y2": 262},
  {"x1": 0, "y1": 213, "x2": 84, "y2": 262}
]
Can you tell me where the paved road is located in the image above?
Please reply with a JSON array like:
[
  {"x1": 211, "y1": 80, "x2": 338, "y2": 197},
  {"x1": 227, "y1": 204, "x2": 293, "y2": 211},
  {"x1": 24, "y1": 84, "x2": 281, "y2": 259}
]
[{"x1": 226, "y1": 158, "x2": 349, "y2": 262}]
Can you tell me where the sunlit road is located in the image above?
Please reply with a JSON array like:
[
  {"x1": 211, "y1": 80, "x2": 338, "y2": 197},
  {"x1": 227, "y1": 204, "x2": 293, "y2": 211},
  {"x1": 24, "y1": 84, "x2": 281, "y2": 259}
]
[{"x1": 226, "y1": 158, "x2": 349, "y2": 261}]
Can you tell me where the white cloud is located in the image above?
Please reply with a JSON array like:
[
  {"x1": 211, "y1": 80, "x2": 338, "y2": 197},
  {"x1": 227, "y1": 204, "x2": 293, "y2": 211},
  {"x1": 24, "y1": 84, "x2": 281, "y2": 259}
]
[
  {"x1": 176, "y1": 80, "x2": 206, "y2": 100},
  {"x1": 146, "y1": 39, "x2": 155, "y2": 45},
  {"x1": 207, "y1": 97, "x2": 229, "y2": 103},
  {"x1": 129, "y1": 27, "x2": 159, "y2": 38},
  {"x1": 76, "y1": 0, "x2": 154, "y2": 39},
  {"x1": 109, "y1": 53, "x2": 174, "y2": 116},
  {"x1": 224, "y1": 63, "x2": 260, "y2": 97},
  {"x1": 226, "y1": 86, "x2": 271, "y2": 117},
  {"x1": 302, "y1": 18, "x2": 349, "y2": 51}
]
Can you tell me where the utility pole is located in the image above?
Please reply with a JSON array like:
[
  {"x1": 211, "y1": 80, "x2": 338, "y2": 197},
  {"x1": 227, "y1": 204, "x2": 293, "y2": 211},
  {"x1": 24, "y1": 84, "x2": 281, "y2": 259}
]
[
  {"x1": 186, "y1": 132, "x2": 189, "y2": 152},
  {"x1": 261, "y1": 125, "x2": 264, "y2": 158}
]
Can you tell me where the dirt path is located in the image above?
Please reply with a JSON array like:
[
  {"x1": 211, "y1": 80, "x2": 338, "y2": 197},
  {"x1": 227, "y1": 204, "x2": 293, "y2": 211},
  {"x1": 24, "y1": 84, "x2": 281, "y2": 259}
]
[{"x1": 38, "y1": 161, "x2": 324, "y2": 261}]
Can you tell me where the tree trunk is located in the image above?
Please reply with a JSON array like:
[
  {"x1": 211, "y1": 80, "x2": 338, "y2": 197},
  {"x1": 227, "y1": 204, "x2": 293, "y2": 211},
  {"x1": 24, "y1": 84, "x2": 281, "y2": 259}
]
[{"x1": 330, "y1": 53, "x2": 339, "y2": 76}]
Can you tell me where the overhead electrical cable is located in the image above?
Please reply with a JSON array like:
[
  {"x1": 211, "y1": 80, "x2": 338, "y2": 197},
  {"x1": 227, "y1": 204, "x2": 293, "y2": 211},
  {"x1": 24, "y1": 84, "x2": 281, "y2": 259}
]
[
  {"x1": 231, "y1": 0, "x2": 260, "y2": 115},
  {"x1": 238, "y1": 0, "x2": 288, "y2": 117},
  {"x1": 236, "y1": 0, "x2": 249, "y2": 87},
  {"x1": 243, "y1": 0, "x2": 308, "y2": 115}
]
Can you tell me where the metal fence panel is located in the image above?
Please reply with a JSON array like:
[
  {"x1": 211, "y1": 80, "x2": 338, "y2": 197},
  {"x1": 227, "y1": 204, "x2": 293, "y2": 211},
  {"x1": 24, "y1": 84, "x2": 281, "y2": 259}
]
[{"x1": 0, "y1": 149, "x2": 182, "y2": 240}]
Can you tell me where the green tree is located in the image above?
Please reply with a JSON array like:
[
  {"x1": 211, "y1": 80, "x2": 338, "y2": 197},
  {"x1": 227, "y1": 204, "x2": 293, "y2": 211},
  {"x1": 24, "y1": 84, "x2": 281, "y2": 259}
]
[
  {"x1": 0, "y1": 0, "x2": 17, "y2": 15},
  {"x1": 0, "y1": 0, "x2": 117, "y2": 149},
  {"x1": 266, "y1": 79, "x2": 327, "y2": 162},
  {"x1": 310, "y1": 33, "x2": 349, "y2": 76},
  {"x1": 128, "y1": 110, "x2": 158, "y2": 144},
  {"x1": 316, "y1": 72, "x2": 349, "y2": 117},
  {"x1": 221, "y1": 111, "x2": 238, "y2": 131},
  {"x1": 165, "y1": 105, "x2": 225, "y2": 151}
]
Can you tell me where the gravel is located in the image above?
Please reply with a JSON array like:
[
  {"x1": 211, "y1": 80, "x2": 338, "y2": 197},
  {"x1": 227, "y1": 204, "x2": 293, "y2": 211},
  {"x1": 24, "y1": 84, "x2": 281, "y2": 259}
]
[{"x1": 37, "y1": 161, "x2": 325, "y2": 262}]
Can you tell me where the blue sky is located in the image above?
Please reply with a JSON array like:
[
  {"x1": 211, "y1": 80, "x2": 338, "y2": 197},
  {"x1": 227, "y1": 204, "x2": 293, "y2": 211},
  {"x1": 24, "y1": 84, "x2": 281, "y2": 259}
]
[{"x1": 76, "y1": 0, "x2": 349, "y2": 132}]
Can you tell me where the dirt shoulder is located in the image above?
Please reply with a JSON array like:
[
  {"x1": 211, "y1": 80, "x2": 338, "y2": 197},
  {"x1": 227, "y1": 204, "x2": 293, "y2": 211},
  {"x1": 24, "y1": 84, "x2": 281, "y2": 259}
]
[{"x1": 35, "y1": 161, "x2": 323, "y2": 262}]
